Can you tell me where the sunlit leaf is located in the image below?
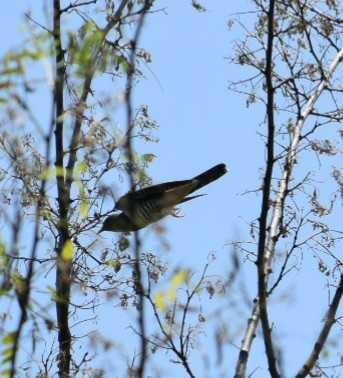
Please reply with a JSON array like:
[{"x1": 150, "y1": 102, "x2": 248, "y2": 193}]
[
  {"x1": 0, "y1": 67, "x2": 21, "y2": 76},
  {"x1": 155, "y1": 292, "x2": 167, "y2": 311},
  {"x1": 80, "y1": 200, "x2": 90, "y2": 218},
  {"x1": 2, "y1": 331, "x2": 17, "y2": 345},
  {"x1": 0, "y1": 240, "x2": 6, "y2": 256},
  {"x1": 61, "y1": 239, "x2": 74, "y2": 261},
  {"x1": 1, "y1": 346, "x2": 14, "y2": 362},
  {"x1": 76, "y1": 161, "x2": 88, "y2": 174},
  {"x1": 12, "y1": 273, "x2": 27, "y2": 296},
  {"x1": 78, "y1": 183, "x2": 90, "y2": 218},
  {"x1": 0, "y1": 369, "x2": 11, "y2": 377},
  {"x1": 48, "y1": 285, "x2": 67, "y2": 303},
  {"x1": 80, "y1": 193, "x2": 90, "y2": 217},
  {"x1": 106, "y1": 260, "x2": 122, "y2": 273},
  {"x1": 171, "y1": 270, "x2": 190, "y2": 288},
  {"x1": 142, "y1": 153, "x2": 156, "y2": 163},
  {"x1": 116, "y1": 55, "x2": 130, "y2": 73},
  {"x1": 40, "y1": 166, "x2": 65, "y2": 180},
  {"x1": 76, "y1": 26, "x2": 104, "y2": 73}
]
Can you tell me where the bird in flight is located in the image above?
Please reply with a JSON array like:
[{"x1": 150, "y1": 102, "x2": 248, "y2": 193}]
[{"x1": 100, "y1": 163, "x2": 228, "y2": 232}]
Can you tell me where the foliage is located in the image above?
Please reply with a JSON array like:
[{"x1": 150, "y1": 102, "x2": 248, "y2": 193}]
[{"x1": 0, "y1": 1, "x2": 343, "y2": 377}]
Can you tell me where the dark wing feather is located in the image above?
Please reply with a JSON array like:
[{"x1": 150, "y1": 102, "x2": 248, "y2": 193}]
[
  {"x1": 121, "y1": 163, "x2": 227, "y2": 203},
  {"x1": 126, "y1": 180, "x2": 193, "y2": 201}
]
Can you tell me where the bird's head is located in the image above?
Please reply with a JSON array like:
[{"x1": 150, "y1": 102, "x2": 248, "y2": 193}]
[{"x1": 99, "y1": 213, "x2": 139, "y2": 233}]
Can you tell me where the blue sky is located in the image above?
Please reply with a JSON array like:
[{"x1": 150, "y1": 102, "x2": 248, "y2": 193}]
[{"x1": 1, "y1": 1, "x2": 343, "y2": 377}]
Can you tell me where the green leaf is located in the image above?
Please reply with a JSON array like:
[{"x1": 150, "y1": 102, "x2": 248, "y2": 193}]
[
  {"x1": 0, "y1": 240, "x2": 7, "y2": 256},
  {"x1": 171, "y1": 270, "x2": 190, "y2": 287},
  {"x1": 154, "y1": 292, "x2": 167, "y2": 311},
  {"x1": 116, "y1": 55, "x2": 131, "y2": 73},
  {"x1": 0, "y1": 288, "x2": 11, "y2": 296},
  {"x1": 12, "y1": 273, "x2": 27, "y2": 296},
  {"x1": 0, "y1": 369, "x2": 12, "y2": 378},
  {"x1": 61, "y1": 240, "x2": 75, "y2": 261},
  {"x1": 142, "y1": 153, "x2": 156, "y2": 163},
  {"x1": 153, "y1": 270, "x2": 191, "y2": 312},
  {"x1": 2, "y1": 332, "x2": 17, "y2": 346},
  {"x1": 106, "y1": 260, "x2": 122, "y2": 273},
  {"x1": 48, "y1": 286, "x2": 67, "y2": 303},
  {"x1": 76, "y1": 26, "x2": 104, "y2": 72},
  {"x1": 1, "y1": 347, "x2": 14, "y2": 363},
  {"x1": 40, "y1": 166, "x2": 65, "y2": 180},
  {"x1": 0, "y1": 67, "x2": 22, "y2": 76},
  {"x1": 76, "y1": 162, "x2": 88, "y2": 175},
  {"x1": 78, "y1": 183, "x2": 90, "y2": 218}
]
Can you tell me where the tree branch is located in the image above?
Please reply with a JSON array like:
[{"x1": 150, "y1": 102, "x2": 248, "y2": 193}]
[
  {"x1": 235, "y1": 23, "x2": 343, "y2": 378},
  {"x1": 295, "y1": 274, "x2": 343, "y2": 377},
  {"x1": 256, "y1": 0, "x2": 280, "y2": 376},
  {"x1": 125, "y1": 2, "x2": 153, "y2": 376},
  {"x1": 53, "y1": 1, "x2": 131, "y2": 375}
]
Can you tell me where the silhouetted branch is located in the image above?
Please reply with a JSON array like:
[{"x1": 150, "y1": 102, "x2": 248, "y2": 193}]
[
  {"x1": 295, "y1": 274, "x2": 343, "y2": 378},
  {"x1": 9, "y1": 87, "x2": 55, "y2": 378},
  {"x1": 256, "y1": 0, "x2": 280, "y2": 376},
  {"x1": 234, "y1": 1, "x2": 343, "y2": 375},
  {"x1": 124, "y1": 2, "x2": 153, "y2": 377}
]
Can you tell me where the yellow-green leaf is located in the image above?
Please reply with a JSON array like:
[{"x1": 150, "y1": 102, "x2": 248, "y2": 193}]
[
  {"x1": 2, "y1": 331, "x2": 17, "y2": 345},
  {"x1": 0, "y1": 240, "x2": 6, "y2": 256},
  {"x1": 80, "y1": 200, "x2": 90, "y2": 218},
  {"x1": 61, "y1": 240, "x2": 74, "y2": 261},
  {"x1": 12, "y1": 273, "x2": 26, "y2": 295},
  {"x1": 116, "y1": 55, "x2": 130, "y2": 73},
  {"x1": 106, "y1": 260, "x2": 122, "y2": 273},
  {"x1": 77, "y1": 29, "x2": 104, "y2": 69},
  {"x1": 78, "y1": 183, "x2": 90, "y2": 218},
  {"x1": 0, "y1": 369, "x2": 11, "y2": 378},
  {"x1": 2, "y1": 346, "x2": 14, "y2": 361},
  {"x1": 48, "y1": 285, "x2": 67, "y2": 303},
  {"x1": 76, "y1": 162, "x2": 88, "y2": 174},
  {"x1": 155, "y1": 292, "x2": 167, "y2": 311},
  {"x1": 40, "y1": 166, "x2": 65, "y2": 180},
  {"x1": 171, "y1": 270, "x2": 190, "y2": 288},
  {"x1": 142, "y1": 153, "x2": 156, "y2": 163}
]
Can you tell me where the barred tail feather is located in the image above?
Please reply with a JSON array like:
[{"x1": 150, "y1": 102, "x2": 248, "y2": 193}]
[{"x1": 192, "y1": 163, "x2": 227, "y2": 192}]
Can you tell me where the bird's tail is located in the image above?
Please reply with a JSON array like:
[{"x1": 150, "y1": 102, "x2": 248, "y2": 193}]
[
  {"x1": 180, "y1": 193, "x2": 206, "y2": 204},
  {"x1": 192, "y1": 163, "x2": 227, "y2": 192}
]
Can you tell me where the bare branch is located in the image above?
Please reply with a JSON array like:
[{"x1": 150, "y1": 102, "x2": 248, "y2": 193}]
[
  {"x1": 295, "y1": 274, "x2": 343, "y2": 378},
  {"x1": 124, "y1": 1, "x2": 153, "y2": 377}
]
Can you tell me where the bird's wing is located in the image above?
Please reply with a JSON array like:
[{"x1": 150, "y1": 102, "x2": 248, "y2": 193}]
[
  {"x1": 119, "y1": 180, "x2": 199, "y2": 218},
  {"x1": 122, "y1": 163, "x2": 227, "y2": 202},
  {"x1": 126, "y1": 179, "x2": 195, "y2": 201},
  {"x1": 117, "y1": 163, "x2": 228, "y2": 217}
]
